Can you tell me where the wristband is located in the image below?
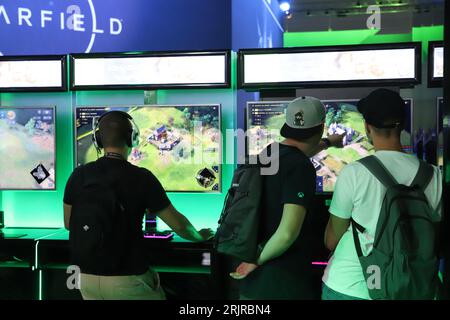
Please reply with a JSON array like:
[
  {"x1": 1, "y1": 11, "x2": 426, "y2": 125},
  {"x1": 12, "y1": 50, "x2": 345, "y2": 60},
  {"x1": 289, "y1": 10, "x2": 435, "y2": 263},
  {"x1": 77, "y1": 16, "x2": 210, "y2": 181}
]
[{"x1": 321, "y1": 138, "x2": 331, "y2": 149}]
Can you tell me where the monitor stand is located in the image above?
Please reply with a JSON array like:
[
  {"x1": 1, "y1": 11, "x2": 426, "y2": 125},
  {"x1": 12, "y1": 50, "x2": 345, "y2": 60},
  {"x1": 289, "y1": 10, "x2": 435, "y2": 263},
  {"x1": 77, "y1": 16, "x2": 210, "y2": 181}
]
[{"x1": 143, "y1": 212, "x2": 173, "y2": 240}]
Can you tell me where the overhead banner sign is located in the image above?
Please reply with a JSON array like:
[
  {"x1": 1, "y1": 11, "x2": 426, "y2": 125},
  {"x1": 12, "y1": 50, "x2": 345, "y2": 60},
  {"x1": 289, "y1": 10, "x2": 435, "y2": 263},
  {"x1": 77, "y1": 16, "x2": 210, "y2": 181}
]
[
  {"x1": 0, "y1": 55, "x2": 67, "y2": 92},
  {"x1": 70, "y1": 51, "x2": 231, "y2": 90},
  {"x1": 239, "y1": 43, "x2": 422, "y2": 89}
]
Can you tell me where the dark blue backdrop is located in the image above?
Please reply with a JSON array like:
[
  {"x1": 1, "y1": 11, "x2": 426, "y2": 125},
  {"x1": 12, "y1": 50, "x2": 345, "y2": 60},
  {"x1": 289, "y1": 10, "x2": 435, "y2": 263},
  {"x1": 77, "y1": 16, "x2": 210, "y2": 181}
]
[
  {"x1": 0, "y1": 0, "x2": 231, "y2": 55},
  {"x1": 232, "y1": 0, "x2": 284, "y2": 130},
  {"x1": 232, "y1": 0, "x2": 283, "y2": 51}
]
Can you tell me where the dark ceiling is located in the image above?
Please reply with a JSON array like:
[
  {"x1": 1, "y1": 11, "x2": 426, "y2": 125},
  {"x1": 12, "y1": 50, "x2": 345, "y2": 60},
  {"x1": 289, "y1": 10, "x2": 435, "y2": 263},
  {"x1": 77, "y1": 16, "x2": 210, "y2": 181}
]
[{"x1": 290, "y1": 0, "x2": 444, "y2": 11}]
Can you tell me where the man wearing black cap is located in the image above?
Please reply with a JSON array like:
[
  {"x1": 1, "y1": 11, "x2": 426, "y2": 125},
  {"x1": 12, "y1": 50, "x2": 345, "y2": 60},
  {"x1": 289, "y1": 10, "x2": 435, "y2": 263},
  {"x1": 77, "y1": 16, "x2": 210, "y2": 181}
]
[
  {"x1": 322, "y1": 89, "x2": 442, "y2": 300},
  {"x1": 230, "y1": 96, "x2": 344, "y2": 299},
  {"x1": 63, "y1": 111, "x2": 214, "y2": 300}
]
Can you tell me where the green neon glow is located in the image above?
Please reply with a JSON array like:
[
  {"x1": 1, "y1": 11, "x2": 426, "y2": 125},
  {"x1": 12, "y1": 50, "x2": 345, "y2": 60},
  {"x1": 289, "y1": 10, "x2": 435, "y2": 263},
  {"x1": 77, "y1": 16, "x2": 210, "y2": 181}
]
[
  {"x1": 1, "y1": 92, "x2": 73, "y2": 227},
  {"x1": 285, "y1": 29, "x2": 378, "y2": 47},
  {"x1": 284, "y1": 26, "x2": 443, "y2": 48},
  {"x1": 412, "y1": 25, "x2": 444, "y2": 57},
  {"x1": 39, "y1": 270, "x2": 42, "y2": 301},
  {"x1": 35, "y1": 241, "x2": 39, "y2": 269},
  {"x1": 284, "y1": 29, "x2": 413, "y2": 47}
]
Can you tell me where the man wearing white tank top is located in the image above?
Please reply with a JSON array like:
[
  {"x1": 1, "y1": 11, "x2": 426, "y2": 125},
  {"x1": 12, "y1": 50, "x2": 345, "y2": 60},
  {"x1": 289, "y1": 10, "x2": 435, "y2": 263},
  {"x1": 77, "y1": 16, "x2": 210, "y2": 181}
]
[{"x1": 322, "y1": 89, "x2": 442, "y2": 300}]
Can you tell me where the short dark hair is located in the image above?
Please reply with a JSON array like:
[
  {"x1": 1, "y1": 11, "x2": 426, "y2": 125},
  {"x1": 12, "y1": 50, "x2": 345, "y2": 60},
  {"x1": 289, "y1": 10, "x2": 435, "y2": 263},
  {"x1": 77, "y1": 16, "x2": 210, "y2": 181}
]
[
  {"x1": 280, "y1": 123, "x2": 324, "y2": 142},
  {"x1": 98, "y1": 113, "x2": 132, "y2": 148},
  {"x1": 370, "y1": 119, "x2": 403, "y2": 139}
]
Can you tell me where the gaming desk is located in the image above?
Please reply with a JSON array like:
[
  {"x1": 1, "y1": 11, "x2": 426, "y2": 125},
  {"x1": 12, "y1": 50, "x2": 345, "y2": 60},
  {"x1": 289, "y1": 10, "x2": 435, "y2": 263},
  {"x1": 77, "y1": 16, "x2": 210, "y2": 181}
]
[
  {"x1": 0, "y1": 228, "x2": 62, "y2": 299},
  {"x1": 0, "y1": 228, "x2": 222, "y2": 300}
]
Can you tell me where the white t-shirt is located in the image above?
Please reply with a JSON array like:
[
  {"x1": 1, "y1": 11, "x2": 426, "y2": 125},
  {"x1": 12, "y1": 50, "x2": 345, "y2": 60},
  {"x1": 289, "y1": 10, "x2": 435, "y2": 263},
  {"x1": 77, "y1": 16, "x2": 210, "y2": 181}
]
[{"x1": 322, "y1": 151, "x2": 442, "y2": 299}]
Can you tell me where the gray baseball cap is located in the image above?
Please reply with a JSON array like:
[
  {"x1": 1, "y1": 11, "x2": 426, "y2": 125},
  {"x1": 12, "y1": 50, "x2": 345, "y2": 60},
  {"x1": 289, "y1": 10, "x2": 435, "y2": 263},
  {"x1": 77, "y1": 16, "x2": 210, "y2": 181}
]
[{"x1": 280, "y1": 96, "x2": 326, "y2": 140}]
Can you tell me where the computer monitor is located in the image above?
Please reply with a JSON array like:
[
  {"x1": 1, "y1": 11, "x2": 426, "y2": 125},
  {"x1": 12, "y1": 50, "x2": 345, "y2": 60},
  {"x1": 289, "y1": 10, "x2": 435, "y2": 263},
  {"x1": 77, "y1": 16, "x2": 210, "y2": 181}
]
[
  {"x1": 246, "y1": 99, "x2": 413, "y2": 192},
  {"x1": 0, "y1": 106, "x2": 56, "y2": 190},
  {"x1": 75, "y1": 105, "x2": 221, "y2": 192},
  {"x1": 428, "y1": 41, "x2": 443, "y2": 87}
]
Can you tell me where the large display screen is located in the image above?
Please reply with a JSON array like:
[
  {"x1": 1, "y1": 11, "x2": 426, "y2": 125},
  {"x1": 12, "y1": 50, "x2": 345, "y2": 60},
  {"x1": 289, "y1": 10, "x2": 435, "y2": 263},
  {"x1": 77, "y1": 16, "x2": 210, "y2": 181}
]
[
  {"x1": 239, "y1": 43, "x2": 421, "y2": 88},
  {"x1": 0, "y1": 107, "x2": 56, "y2": 190},
  {"x1": 75, "y1": 105, "x2": 221, "y2": 192},
  {"x1": 0, "y1": 56, "x2": 66, "y2": 92},
  {"x1": 247, "y1": 99, "x2": 413, "y2": 192},
  {"x1": 71, "y1": 51, "x2": 230, "y2": 90}
]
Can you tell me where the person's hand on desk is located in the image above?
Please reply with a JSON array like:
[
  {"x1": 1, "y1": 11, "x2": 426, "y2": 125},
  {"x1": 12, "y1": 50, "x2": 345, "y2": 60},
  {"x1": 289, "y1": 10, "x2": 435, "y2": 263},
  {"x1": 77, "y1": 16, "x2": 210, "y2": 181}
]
[
  {"x1": 198, "y1": 228, "x2": 215, "y2": 242},
  {"x1": 230, "y1": 262, "x2": 258, "y2": 280}
]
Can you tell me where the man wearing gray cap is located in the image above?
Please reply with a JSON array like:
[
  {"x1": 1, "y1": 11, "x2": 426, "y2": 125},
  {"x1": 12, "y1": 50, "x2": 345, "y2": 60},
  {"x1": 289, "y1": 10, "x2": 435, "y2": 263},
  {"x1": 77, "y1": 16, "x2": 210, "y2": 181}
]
[{"x1": 230, "y1": 96, "x2": 344, "y2": 299}]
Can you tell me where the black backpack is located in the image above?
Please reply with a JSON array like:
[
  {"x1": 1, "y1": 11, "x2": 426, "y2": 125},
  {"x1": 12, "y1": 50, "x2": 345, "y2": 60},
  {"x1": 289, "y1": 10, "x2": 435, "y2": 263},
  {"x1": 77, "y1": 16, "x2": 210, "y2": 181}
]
[
  {"x1": 215, "y1": 162, "x2": 263, "y2": 263},
  {"x1": 215, "y1": 147, "x2": 287, "y2": 263},
  {"x1": 353, "y1": 156, "x2": 439, "y2": 300},
  {"x1": 69, "y1": 163, "x2": 129, "y2": 275}
]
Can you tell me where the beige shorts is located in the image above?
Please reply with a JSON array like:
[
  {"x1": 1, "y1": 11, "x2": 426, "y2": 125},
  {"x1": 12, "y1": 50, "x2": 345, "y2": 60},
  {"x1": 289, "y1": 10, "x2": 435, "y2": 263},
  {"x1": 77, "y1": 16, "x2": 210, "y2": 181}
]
[{"x1": 80, "y1": 268, "x2": 166, "y2": 300}]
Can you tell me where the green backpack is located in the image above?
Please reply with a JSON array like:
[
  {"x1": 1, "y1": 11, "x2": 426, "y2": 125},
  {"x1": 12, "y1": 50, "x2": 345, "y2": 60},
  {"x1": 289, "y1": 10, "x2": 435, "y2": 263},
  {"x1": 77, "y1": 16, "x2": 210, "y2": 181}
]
[{"x1": 353, "y1": 156, "x2": 439, "y2": 300}]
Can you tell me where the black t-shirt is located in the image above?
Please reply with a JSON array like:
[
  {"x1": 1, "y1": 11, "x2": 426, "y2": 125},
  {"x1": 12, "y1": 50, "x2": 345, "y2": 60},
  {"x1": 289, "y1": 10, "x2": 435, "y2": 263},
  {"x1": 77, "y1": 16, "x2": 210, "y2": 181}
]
[
  {"x1": 240, "y1": 143, "x2": 317, "y2": 299},
  {"x1": 64, "y1": 157, "x2": 171, "y2": 275}
]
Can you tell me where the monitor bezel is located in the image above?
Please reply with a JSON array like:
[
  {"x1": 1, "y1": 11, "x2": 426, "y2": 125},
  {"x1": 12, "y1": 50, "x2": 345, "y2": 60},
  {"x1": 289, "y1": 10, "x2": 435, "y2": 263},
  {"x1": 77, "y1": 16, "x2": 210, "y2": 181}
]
[
  {"x1": 0, "y1": 55, "x2": 67, "y2": 93},
  {"x1": 437, "y1": 97, "x2": 444, "y2": 167},
  {"x1": 69, "y1": 50, "x2": 231, "y2": 91},
  {"x1": 73, "y1": 104, "x2": 223, "y2": 193},
  {"x1": 0, "y1": 105, "x2": 57, "y2": 191},
  {"x1": 238, "y1": 42, "x2": 422, "y2": 90},
  {"x1": 402, "y1": 97, "x2": 414, "y2": 146},
  {"x1": 437, "y1": 97, "x2": 444, "y2": 134},
  {"x1": 428, "y1": 41, "x2": 444, "y2": 88}
]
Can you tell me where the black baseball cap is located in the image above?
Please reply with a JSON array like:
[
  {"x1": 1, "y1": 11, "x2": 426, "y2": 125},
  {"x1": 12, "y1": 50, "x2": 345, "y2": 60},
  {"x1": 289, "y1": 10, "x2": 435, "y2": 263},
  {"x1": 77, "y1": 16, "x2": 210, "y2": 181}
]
[{"x1": 357, "y1": 89, "x2": 406, "y2": 129}]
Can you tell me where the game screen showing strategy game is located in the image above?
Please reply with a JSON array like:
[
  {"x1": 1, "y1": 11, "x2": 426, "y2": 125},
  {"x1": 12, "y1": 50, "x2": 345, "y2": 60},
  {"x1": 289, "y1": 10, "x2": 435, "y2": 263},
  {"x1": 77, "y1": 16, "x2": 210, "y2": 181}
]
[
  {"x1": 75, "y1": 105, "x2": 221, "y2": 192},
  {"x1": 0, "y1": 107, "x2": 55, "y2": 190},
  {"x1": 247, "y1": 100, "x2": 412, "y2": 192}
]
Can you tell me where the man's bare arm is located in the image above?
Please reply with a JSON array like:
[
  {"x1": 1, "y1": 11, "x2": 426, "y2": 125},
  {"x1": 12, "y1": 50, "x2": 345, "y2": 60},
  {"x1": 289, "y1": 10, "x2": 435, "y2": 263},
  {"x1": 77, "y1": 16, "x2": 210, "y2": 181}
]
[
  {"x1": 324, "y1": 214, "x2": 350, "y2": 251},
  {"x1": 257, "y1": 203, "x2": 307, "y2": 265}
]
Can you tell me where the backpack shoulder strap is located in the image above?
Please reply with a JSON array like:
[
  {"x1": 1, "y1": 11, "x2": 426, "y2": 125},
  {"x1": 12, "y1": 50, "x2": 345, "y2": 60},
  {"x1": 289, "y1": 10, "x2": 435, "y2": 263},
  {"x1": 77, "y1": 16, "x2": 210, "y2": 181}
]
[
  {"x1": 351, "y1": 219, "x2": 365, "y2": 258},
  {"x1": 410, "y1": 160, "x2": 434, "y2": 191},
  {"x1": 358, "y1": 155, "x2": 398, "y2": 188}
]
